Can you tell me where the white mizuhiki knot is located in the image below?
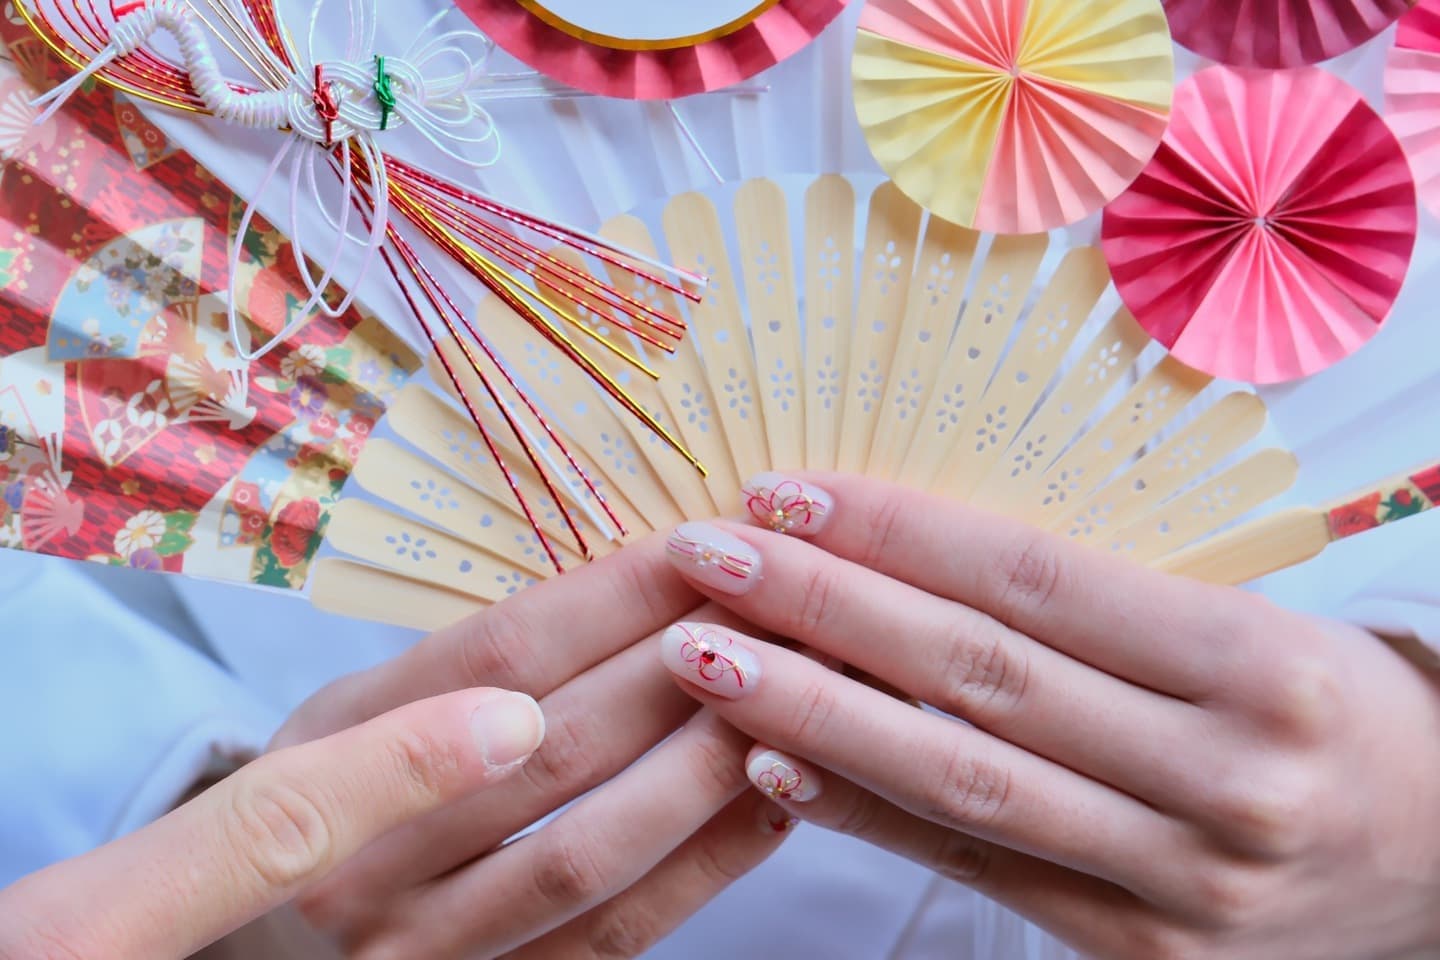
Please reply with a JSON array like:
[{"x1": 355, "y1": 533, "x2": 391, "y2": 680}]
[{"x1": 30, "y1": 0, "x2": 504, "y2": 363}]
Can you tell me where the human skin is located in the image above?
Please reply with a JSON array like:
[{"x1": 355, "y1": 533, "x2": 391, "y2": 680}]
[{"x1": 663, "y1": 472, "x2": 1440, "y2": 960}]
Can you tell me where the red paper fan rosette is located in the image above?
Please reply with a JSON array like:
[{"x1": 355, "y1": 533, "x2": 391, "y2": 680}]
[
  {"x1": 1162, "y1": 0, "x2": 1413, "y2": 68},
  {"x1": 456, "y1": 0, "x2": 850, "y2": 99},
  {"x1": 1101, "y1": 66, "x2": 1417, "y2": 385},
  {"x1": 1386, "y1": 0, "x2": 1440, "y2": 218}
]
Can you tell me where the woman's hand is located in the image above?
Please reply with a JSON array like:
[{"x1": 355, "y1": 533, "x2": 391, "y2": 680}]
[
  {"x1": 0, "y1": 685, "x2": 546, "y2": 960},
  {"x1": 0, "y1": 535, "x2": 789, "y2": 960},
  {"x1": 270, "y1": 532, "x2": 791, "y2": 959},
  {"x1": 658, "y1": 472, "x2": 1440, "y2": 960}
]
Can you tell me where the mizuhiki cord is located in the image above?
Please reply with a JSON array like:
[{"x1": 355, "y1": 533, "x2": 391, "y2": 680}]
[{"x1": 31, "y1": 0, "x2": 503, "y2": 362}]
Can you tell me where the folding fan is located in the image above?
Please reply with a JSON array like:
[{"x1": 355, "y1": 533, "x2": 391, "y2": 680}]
[
  {"x1": 0, "y1": 24, "x2": 420, "y2": 589},
  {"x1": 311, "y1": 175, "x2": 1438, "y2": 630}
]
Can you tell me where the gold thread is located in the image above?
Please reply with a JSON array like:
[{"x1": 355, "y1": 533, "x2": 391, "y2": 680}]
[{"x1": 514, "y1": 0, "x2": 778, "y2": 52}]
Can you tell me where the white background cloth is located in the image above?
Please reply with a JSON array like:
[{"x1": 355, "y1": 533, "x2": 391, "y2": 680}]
[{"x1": 2, "y1": 3, "x2": 1439, "y2": 959}]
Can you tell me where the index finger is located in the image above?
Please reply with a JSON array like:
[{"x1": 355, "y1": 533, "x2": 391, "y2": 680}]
[
  {"x1": 280, "y1": 531, "x2": 701, "y2": 743},
  {"x1": 0, "y1": 687, "x2": 544, "y2": 960},
  {"x1": 751, "y1": 471, "x2": 1271, "y2": 697}
]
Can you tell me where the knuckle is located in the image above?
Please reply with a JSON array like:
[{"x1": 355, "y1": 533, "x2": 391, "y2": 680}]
[
  {"x1": 1260, "y1": 653, "x2": 1344, "y2": 745},
  {"x1": 988, "y1": 531, "x2": 1064, "y2": 625},
  {"x1": 933, "y1": 621, "x2": 1029, "y2": 720},
  {"x1": 859, "y1": 490, "x2": 907, "y2": 569},
  {"x1": 930, "y1": 830, "x2": 992, "y2": 885},
  {"x1": 1121, "y1": 923, "x2": 1206, "y2": 960},
  {"x1": 928, "y1": 749, "x2": 1012, "y2": 831},
  {"x1": 1210, "y1": 766, "x2": 1321, "y2": 859},
  {"x1": 1184, "y1": 862, "x2": 1264, "y2": 929},
  {"x1": 385, "y1": 727, "x2": 464, "y2": 806},
  {"x1": 585, "y1": 901, "x2": 666, "y2": 959},
  {"x1": 833, "y1": 789, "x2": 892, "y2": 843},
  {"x1": 681, "y1": 730, "x2": 748, "y2": 797},
  {"x1": 520, "y1": 707, "x2": 599, "y2": 795},
  {"x1": 532, "y1": 830, "x2": 613, "y2": 909},
  {"x1": 224, "y1": 769, "x2": 336, "y2": 891},
  {"x1": 786, "y1": 679, "x2": 840, "y2": 746},
  {"x1": 793, "y1": 563, "x2": 844, "y2": 636},
  {"x1": 455, "y1": 601, "x2": 544, "y2": 691}
]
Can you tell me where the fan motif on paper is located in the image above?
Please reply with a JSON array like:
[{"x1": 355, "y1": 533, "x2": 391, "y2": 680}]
[
  {"x1": 852, "y1": 0, "x2": 1174, "y2": 234},
  {"x1": 1163, "y1": 0, "x2": 1414, "y2": 68},
  {"x1": 1386, "y1": 0, "x2": 1440, "y2": 219},
  {"x1": 1102, "y1": 66, "x2": 1417, "y2": 385},
  {"x1": 457, "y1": 0, "x2": 850, "y2": 99},
  {"x1": 313, "y1": 175, "x2": 1318, "y2": 630},
  {"x1": 0, "y1": 23, "x2": 419, "y2": 588}
]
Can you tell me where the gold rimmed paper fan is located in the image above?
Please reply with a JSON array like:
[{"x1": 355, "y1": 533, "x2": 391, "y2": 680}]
[
  {"x1": 305, "y1": 175, "x2": 1440, "y2": 631},
  {"x1": 851, "y1": 0, "x2": 1174, "y2": 234}
]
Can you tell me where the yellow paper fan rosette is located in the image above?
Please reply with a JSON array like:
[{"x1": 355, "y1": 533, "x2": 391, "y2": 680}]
[{"x1": 852, "y1": 0, "x2": 1174, "y2": 234}]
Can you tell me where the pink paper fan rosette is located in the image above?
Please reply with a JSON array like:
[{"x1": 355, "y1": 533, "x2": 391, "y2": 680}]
[
  {"x1": 1386, "y1": 0, "x2": 1440, "y2": 218},
  {"x1": 1101, "y1": 66, "x2": 1417, "y2": 385},
  {"x1": 1163, "y1": 0, "x2": 1413, "y2": 68},
  {"x1": 456, "y1": 0, "x2": 850, "y2": 99}
]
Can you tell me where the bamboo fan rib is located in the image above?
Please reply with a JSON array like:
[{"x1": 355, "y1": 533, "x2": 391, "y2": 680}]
[{"x1": 314, "y1": 176, "x2": 1302, "y2": 631}]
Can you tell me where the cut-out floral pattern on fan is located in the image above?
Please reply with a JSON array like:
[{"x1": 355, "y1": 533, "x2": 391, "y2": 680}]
[{"x1": 315, "y1": 175, "x2": 1307, "y2": 631}]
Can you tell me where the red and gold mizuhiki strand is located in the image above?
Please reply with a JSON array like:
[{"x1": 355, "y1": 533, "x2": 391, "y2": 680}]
[
  {"x1": 754, "y1": 760, "x2": 803, "y2": 801},
  {"x1": 676, "y1": 624, "x2": 750, "y2": 689},
  {"x1": 15, "y1": 0, "x2": 709, "y2": 573},
  {"x1": 745, "y1": 479, "x2": 826, "y2": 534},
  {"x1": 666, "y1": 532, "x2": 756, "y2": 583}
]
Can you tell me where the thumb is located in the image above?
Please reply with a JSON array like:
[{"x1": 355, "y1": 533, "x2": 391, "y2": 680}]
[{"x1": 0, "y1": 687, "x2": 544, "y2": 960}]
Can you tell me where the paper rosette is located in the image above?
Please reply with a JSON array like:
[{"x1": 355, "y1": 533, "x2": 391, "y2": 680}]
[
  {"x1": 0, "y1": 22, "x2": 420, "y2": 589},
  {"x1": 851, "y1": 0, "x2": 1173, "y2": 234},
  {"x1": 1386, "y1": 0, "x2": 1440, "y2": 218},
  {"x1": 455, "y1": 0, "x2": 849, "y2": 99},
  {"x1": 1163, "y1": 0, "x2": 1413, "y2": 68},
  {"x1": 1102, "y1": 66, "x2": 1417, "y2": 385}
]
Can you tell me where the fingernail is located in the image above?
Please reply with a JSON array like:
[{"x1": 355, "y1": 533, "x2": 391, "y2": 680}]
[
  {"x1": 747, "y1": 749, "x2": 823, "y2": 802},
  {"x1": 471, "y1": 691, "x2": 546, "y2": 769},
  {"x1": 742, "y1": 473, "x2": 833, "y2": 537},
  {"x1": 760, "y1": 801, "x2": 799, "y2": 835},
  {"x1": 661, "y1": 622, "x2": 762, "y2": 699},
  {"x1": 665, "y1": 522, "x2": 761, "y2": 595}
]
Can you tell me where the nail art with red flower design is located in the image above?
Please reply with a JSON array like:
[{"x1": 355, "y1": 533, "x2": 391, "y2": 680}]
[
  {"x1": 665, "y1": 522, "x2": 761, "y2": 595},
  {"x1": 742, "y1": 473, "x2": 833, "y2": 537},
  {"x1": 746, "y1": 749, "x2": 822, "y2": 802},
  {"x1": 661, "y1": 622, "x2": 761, "y2": 699}
]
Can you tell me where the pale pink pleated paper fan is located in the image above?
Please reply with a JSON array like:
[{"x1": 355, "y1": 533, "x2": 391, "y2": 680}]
[
  {"x1": 1163, "y1": 0, "x2": 1413, "y2": 68},
  {"x1": 1102, "y1": 66, "x2": 1417, "y2": 385},
  {"x1": 1387, "y1": 0, "x2": 1440, "y2": 218},
  {"x1": 457, "y1": 0, "x2": 849, "y2": 99}
]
